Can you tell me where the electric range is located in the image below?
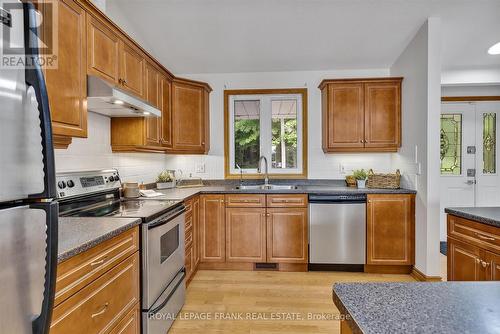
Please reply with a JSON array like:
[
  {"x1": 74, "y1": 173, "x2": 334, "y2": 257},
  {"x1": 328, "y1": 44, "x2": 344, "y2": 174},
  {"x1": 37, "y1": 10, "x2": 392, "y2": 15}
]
[{"x1": 57, "y1": 170, "x2": 186, "y2": 334}]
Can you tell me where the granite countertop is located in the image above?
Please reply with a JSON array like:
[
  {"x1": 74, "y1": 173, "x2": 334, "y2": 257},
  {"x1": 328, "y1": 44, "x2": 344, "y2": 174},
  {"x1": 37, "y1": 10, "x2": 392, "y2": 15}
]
[
  {"x1": 332, "y1": 282, "x2": 500, "y2": 334},
  {"x1": 58, "y1": 217, "x2": 142, "y2": 263},
  {"x1": 445, "y1": 207, "x2": 500, "y2": 228},
  {"x1": 156, "y1": 184, "x2": 416, "y2": 201}
]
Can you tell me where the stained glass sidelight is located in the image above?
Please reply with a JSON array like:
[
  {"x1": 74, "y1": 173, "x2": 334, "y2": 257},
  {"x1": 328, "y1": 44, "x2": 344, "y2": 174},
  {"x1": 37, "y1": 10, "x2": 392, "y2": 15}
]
[
  {"x1": 440, "y1": 114, "x2": 462, "y2": 175},
  {"x1": 483, "y1": 113, "x2": 496, "y2": 174}
]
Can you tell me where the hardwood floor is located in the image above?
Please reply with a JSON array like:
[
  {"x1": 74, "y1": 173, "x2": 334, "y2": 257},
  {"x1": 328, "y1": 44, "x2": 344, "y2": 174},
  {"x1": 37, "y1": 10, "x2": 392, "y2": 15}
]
[{"x1": 170, "y1": 270, "x2": 415, "y2": 334}]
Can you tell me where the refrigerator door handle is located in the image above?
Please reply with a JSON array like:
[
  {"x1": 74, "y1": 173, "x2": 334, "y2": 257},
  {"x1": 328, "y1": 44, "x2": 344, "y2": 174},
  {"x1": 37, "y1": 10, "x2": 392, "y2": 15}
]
[
  {"x1": 23, "y1": 1, "x2": 57, "y2": 200},
  {"x1": 31, "y1": 201, "x2": 58, "y2": 334}
]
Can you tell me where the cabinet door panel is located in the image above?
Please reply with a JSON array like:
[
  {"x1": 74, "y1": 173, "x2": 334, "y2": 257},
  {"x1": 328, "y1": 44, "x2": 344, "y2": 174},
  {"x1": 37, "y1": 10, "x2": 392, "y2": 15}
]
[
  {"x1": 200, "y1": 195, "x2": 225, "y2": 262},
  {"x1": 324, "y1": 83, "x2": 364, "y2": 150},
  {"x1": 160, "y1": 76, "x2": 173, "y2": 147},
  {"x1": 120, "y1": 42, "x2": 145, "y2": 98},
  {"x1": 108, "y1": 303, "x2": 140, "y2": 334},
  {"x1": 366, "y1": 194, "x2": 414, "y2": 265},
  {"x1": 172, "y1": 82, "x2": 205, "y2": 151},
  {"x1": 87, "y1": 15, "x2": 119, "y2": 84},
  {"x1": 226, "y1": 208, "x2": 266, "y2": 262},
  {"x1": 447, "y1": 237, "x2": 484, "y2": 281},
  {"x1": 43, "y1": 0, "x2": 87, "y2": 138},
  {"x1": 266, "y1": 208, "x2": 308, "y2": 263},
  {"x1": 364, "y1": 82, "x2": 401, "y2": 148},
  {"x1": 484, "y1": 250, "x2": 500, "y2": 281}
]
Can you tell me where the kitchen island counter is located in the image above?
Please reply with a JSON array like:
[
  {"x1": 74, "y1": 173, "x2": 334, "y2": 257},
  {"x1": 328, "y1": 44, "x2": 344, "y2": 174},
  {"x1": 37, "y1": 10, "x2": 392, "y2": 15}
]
[{"x1": 332, "y1": 282, "x2": 500, "y2": 334}]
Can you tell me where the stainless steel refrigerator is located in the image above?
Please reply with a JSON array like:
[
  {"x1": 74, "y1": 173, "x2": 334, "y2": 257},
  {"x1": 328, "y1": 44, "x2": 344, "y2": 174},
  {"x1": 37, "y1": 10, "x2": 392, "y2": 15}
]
[{"x1": 0, "y1": 2, "x2": 58, "y2": 333}]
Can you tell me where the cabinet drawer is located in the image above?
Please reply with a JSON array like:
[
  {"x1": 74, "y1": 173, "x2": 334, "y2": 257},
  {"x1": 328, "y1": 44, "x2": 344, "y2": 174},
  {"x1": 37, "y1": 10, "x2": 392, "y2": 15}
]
[
  {"x1": 184, "y1": 198, "x2": 193, "y2": 215},
  {"x1": 51, "y1": 252, "x2": 140, "y2": 334},
  {"x1": 267, "y1": 194, "x2": 308, "y2": 208},
  {"x1": 108, "y1": 302, "x2": 140, "y2": 334},
  {"x1": 185, "y1": 226, "x2": 193, "y2": 248},
  {"x1": 55, "y1": 226, "x2": 139, "y2": 306},
  {"x1": 225, "y1": 194, "x2": 266, "y2": 207},
  {"x1": 448, "y1": 215, "x2": 500, "y2": 254}
]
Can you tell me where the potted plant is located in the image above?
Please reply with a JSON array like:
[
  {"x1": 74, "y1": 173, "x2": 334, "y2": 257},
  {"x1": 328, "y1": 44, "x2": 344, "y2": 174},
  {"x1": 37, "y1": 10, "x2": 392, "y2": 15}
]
[
  {"x1": 156, "y1": 170, "x2": 175, "y2": 189},
  {"x1": 353, "y1": 169, "x2": 368, "y2": 189}
]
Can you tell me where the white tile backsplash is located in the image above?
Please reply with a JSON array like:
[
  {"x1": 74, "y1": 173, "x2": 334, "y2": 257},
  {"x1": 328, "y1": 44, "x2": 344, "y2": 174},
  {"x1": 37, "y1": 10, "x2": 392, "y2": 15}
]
[{"x1": 55, "y1": 112, "x2": 168, "y2": 184}]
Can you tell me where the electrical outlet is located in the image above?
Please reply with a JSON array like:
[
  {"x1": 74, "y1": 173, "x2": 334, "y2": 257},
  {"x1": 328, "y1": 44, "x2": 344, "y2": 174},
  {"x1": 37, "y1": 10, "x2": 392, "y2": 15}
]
[{"x1": 195, "y1": 163, "x2": 205, "y2": 173}]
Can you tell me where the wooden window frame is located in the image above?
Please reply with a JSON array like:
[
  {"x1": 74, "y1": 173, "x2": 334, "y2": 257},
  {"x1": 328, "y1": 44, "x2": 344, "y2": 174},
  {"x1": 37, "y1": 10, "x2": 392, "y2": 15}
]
[{"x1": 224, "y1": 88, "x2": 308, "y2": 179}]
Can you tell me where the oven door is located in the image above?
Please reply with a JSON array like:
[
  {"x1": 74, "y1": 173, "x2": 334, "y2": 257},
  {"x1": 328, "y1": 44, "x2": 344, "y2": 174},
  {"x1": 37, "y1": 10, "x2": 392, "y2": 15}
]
[
  {"x1": 143, "y1": 269, "x2": 185, "y2": 334},
  {"x1": 142, "y1": 205, "x2": 185, "y2": 309}
]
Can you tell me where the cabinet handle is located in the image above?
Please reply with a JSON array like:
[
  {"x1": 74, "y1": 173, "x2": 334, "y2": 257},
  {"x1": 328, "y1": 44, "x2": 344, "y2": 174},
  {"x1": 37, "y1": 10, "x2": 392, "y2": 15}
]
[
  {"x1": 475, "y1": 233, "x2": 495, "y2": 241},
  {"x1": 476, "y1": 258, "x2": 481, "y2": 264},
  {"x1": 266, "y1": 213, "x2": 270, "y2": 217},
  {"x1": 118, "y1": 78, "x2": 123, "y2": 84},
  {"x1": 123, "y1": 79, "x2": 127, "y2": 85},
  {"x1": 90, "y1": 256, "x2": 108, "y2": 267},
  {"x1": 481, "y1": 260, "x2": 490, "y2": 268},
  {"x1": 220, "y1": 200, "x2": 224, "y2": 204},
  {"x1": 91, "y1": 302, "x2": 109, "y2": 318}
]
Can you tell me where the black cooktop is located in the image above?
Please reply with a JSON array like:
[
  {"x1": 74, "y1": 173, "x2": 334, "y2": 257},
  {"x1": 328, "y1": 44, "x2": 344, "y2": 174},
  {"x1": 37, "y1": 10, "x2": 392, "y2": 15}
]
[{"x1": 59, "y1": 192, "x2": 181, "y2": 223}]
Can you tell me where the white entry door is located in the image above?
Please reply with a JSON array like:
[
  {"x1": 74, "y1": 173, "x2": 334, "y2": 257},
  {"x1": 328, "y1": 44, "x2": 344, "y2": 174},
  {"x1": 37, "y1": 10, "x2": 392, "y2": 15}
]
[{"x1": 439, "y1": 102, "x2": 500, "y2": 241}]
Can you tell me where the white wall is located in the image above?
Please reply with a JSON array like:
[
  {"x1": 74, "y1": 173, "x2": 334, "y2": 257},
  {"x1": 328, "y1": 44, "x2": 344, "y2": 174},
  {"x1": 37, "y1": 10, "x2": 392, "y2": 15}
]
[
  {"x1": 172, "y1": 69, "x2": 395, "y2": 179},
  {"x1": 441, "y1": 84, "x2": 500, "y2": 97},
  {"x1": 390, "y1": 18, "x2": 442, "y2": 277},
  {"x1": 54, "y1": 112, "x2": 168, "y2": 184},
  {"x1": 442, "y1": 68, "x2": 500, "y2": 86}
]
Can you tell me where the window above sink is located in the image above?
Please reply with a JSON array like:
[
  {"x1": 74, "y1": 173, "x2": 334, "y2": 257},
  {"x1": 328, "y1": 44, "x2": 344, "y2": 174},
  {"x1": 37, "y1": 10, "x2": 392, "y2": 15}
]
[{"x1": 224, "y1": 88, "x2": 308, "y2": 179}]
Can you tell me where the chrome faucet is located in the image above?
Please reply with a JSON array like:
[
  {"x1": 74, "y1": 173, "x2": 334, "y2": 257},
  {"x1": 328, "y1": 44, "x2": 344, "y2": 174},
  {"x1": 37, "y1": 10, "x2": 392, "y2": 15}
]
[{"x1": 257, "y1": 156, "x2": 269, "y2": 186}]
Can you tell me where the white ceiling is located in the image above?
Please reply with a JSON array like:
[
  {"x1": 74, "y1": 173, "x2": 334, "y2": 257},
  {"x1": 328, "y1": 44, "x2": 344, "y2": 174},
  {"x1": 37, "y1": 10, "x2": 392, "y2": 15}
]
[{"x1": 106, "y1": 0, "x2": 500, "y2": 74}]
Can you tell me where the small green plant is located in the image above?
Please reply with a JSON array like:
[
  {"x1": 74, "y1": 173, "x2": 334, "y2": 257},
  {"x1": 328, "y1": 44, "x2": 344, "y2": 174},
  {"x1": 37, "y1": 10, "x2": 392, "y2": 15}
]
[
  {"x1": 353, "y1": 169, "x2": 367, "y2": 180},
  {"x1": 156, "y1": 170, "x2": 174, "y2": 183}
]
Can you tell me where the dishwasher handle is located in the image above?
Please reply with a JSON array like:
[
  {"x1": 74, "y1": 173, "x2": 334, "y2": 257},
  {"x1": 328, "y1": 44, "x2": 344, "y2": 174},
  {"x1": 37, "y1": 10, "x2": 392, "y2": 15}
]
[{"x1": 308, "y1": 194, "x2": 366, "y2": 203}]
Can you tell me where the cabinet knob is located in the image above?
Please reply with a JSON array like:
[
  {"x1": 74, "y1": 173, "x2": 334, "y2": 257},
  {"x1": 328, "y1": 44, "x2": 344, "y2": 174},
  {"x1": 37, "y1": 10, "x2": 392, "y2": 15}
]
[{"x1": 202, "y1": 141, "x2": 205, "y2": 145}]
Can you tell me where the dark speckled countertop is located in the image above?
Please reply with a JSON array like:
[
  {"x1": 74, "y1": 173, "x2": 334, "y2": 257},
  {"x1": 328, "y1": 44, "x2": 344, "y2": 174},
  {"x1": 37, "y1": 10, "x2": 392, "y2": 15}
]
[
  {"x1": 332, "y1": 282, "x2": 500, "y2": 334},
  {"x1": 58, "y1": 217, "x2": 142, "y2": 263},
  {"x1": 445, "y1": 207, "x2": 500, "y2": 228},
  {"x1": 155, "y1": 184, "x2": 416, "y2": 201}
]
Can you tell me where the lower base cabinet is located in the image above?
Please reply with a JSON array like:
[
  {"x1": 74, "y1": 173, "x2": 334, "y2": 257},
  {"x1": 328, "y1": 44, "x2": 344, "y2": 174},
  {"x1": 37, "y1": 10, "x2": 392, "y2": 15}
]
[
  {"x1": 266, "y1": 208, "x2": 308, "y2": 263},
  {"x1": 51, "y1": 227, "x2": 140, "y2": 334},
  {"x1": 198, "y1": 194, "x2": 308, "y2": 270},
  {"x1": 226, "y1": 207, "x2": 267, "y2": 262},
  {"x1": 447, "y1": 214, "x2": 500, "y2": 281}
]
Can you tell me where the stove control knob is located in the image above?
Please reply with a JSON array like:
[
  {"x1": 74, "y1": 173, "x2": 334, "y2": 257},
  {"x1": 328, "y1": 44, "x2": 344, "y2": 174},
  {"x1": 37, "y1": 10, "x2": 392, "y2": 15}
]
[
  {"x1": 57, "y1": 181, "x2": 66, "y2": 189},
  {"x1": 114, "y1": 175, "x2": 120, "y2": 181},
  {"x1": 67, "y1": 180, "x2": 75, "y2": 188},
  {"x1": 108, "y1": 176, "x2": 114, "y2": 182}
]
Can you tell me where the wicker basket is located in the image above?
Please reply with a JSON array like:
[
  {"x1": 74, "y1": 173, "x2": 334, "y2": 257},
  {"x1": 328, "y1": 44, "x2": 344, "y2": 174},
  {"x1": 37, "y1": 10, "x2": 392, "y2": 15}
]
[
  {"x1": 367, "y1": 169, "x2": 401, "y2": 189},
  {"x1": 345, "y1": 175, "x2": 357, "y2": 188}
]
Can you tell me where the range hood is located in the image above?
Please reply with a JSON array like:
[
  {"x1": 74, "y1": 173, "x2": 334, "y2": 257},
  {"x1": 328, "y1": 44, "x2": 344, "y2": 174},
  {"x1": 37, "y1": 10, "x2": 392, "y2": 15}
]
[{"x1": 87, "y1": 76, "x2": 161, "y2": 117}]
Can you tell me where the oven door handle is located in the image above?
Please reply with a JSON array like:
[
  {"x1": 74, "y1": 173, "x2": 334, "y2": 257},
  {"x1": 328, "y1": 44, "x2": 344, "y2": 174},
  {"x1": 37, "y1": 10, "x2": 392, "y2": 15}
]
[
  {"x1": 147, "y1": 206, "x2": 186, "y2": 230},
  {"x1": 148, "y1": 269, "x2": 186, "y2": 315}
]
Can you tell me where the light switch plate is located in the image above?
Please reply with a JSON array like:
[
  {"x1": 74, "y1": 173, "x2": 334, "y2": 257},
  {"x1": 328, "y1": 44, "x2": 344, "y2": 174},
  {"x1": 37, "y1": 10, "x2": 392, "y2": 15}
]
[{"x1": 195, "y1": 163, "x2": 205, "y2": 173}]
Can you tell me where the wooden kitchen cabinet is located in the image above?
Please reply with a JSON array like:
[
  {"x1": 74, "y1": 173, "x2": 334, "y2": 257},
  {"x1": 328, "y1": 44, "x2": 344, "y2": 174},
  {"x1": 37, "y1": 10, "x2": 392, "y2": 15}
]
[
  {"x1": 366, "y1": 194, "x2": 415, "y2": 266},
  {"x1": 319, "y1": 77, "x2": 402, "y2": 153},
  {"x1": 447, "y1": 237, "x2": 484, "y2": 281},
  {"x1": 447, "y1": 214, "x2": 500, "y2": 281},
  {"x1": 266, "y1": 208, "x2": 308, "y2": 263},
  {"x1": 87, "y1": 14, "x2": 120, "y2": 84},
  {"x1": 51, "y1": 226, "x2": 140, "y2": 334},
  {"x1": 160, "y1": 75, "x2": 173, "y2": 148},
  {"x1": 226, "y1": 208, "x2": 267, "y2": 262},
  {"x1": 200, "y1": 195, "x2": 226, "y2": 262},
  {"x1": 170, "y1": 78, "x2": 211, "y2": 154},
  {"x1": 119, "y1": 41, "x2": 145, "y2": 99},
  {"x1": 41, "y1": 0, "x2": 87, "y2": 149},
  {"x1": 485, "y1": 250, "x2": 500, "y2": 281}
]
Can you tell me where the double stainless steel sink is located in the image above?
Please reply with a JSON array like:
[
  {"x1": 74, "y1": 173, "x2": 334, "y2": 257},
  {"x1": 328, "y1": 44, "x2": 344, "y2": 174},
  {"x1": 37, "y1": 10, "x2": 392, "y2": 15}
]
[{"x1": 234, "y1": 184, "x2": 298, "y2": 190}]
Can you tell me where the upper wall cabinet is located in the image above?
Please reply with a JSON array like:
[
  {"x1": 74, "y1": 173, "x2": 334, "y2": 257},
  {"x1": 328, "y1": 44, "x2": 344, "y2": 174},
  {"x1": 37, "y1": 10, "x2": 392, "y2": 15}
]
[
  {"x1": 41, "y1": 0, "x2": 87, "y2": 149},
  {"x1": 319, "y1": 77, "x2": 402, "y2": 153},
  {"x1": 87, "y1": 15, "x2": 120, "y2": 84},
  {"x1": 170, "y1": 78, "x2": 211, "y2": 154},
  {"x1": 119, "y1": 41, "x2": 145, "y2": 99}
]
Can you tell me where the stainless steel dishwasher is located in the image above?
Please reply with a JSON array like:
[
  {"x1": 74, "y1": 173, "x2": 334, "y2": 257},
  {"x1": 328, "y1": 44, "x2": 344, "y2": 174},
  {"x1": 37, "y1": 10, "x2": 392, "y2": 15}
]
[{"x1": 309, "y1": 194, "x2": 366, "y2": 271}]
